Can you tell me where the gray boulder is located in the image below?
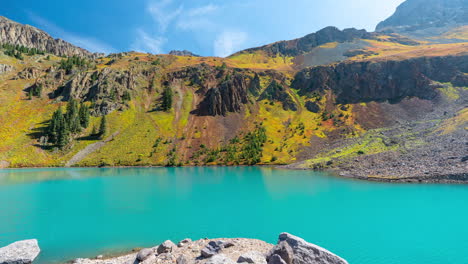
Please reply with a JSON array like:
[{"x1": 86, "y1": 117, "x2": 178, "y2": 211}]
[
  {"x1": 278, "y1": 233, "x2": 348, "y2": 264},
  {"x1": 157, "y1": 240, "x2": 176, "y2": 254},
  {"x1": 206, "y1": 254, "x2": 235, "y2": 264},
  {"x1": 237, "y1": 251, "x2": 267, "y2": 264},
  {"x1": 268, "y1": 255, "x2": 287, "y2": 264},
  {"x1": 177, "y1": 238, "x2": 192, "y2": 247},
  {"x1": 267, "y1": 241, "x2": 293, "y2": 264},
  {"x1": 176, "y1": 255, "x2": 190, "y2": 264},
  {"x1": 136, "y1": 248, "x2": 154, "y2": 262},
  {"x1": 0, "y1": 239, "x2": 40, "y2": 264}
]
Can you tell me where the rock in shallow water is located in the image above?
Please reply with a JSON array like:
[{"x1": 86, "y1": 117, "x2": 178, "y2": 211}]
[{"x1": 0, "y1": 239, "x2": 40, "y2": 264}]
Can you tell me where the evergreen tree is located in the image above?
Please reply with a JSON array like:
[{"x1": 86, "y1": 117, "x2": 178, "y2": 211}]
[
  {"x1": 99, "y1": 115, "x2": 107, "y2": 139},
  {"x1": 161, "y1": 86, "x2": 173, "y2": 111},
  {"x1": 66, "y1": 99, "x2": 80, "y2": 133},
  {"x1": 78, "y1": 103, "x2": 90, "y2": 129},
  {"x1": 57, "y1": 121, "x2": 70, "y2": 149}
]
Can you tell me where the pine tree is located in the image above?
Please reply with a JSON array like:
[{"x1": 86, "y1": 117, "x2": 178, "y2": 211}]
[
  {"x1": 78, "y1": 103, "x2": 90, "y2": 129},
  {"x1": 161, "y1": 86, "x2": 173, "y2": 111},
  {"x1": 57, "y1": 121, "x2": 70, "y2": 149},
  {"x1": 66, "y1": 99, "x2": 80, "y2": 133},
  {"x1": 99, "y1": 115, "x2": 107, "y2": 139}
]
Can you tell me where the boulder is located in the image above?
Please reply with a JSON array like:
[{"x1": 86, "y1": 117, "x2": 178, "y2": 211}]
[
  {"x1": 268, "y1": 254, "x2": 287, "y2": 264},
  {"x1": 201, "y1": 240, "x2": 235, "y2": 258},
  {"x1": 157, "y1": 240, "x2": 176, "y2": 254},
  {"x1": 177, "y1": 238, "x2": 192, "y2": 247},
  {"x1": 0, "y1": 239, "x2": 40, "y2": 264},
  {"x1": 206, "y1": 254, "x2": 235, "y2": 264},
  {"x1": 136, "y1": 248, "x2": 154, "y2": 262},
  {"x1": 278, "y1": 233, "x2": 348, "y2": 264},
  {"x1": 176, "y1": 255, "x2": 190, "y2": 264},
  {"x1": 237, "y1": 251, "x2": 267, "y2": 264},
  {"x1": 267, "y1": 241, "x2": 293, "y2": 264}
]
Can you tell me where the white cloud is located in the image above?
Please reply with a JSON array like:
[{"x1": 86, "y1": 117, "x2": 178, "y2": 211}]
[
  {"x1": 176, "y1": 4, "x2": 220, "y2": 30},
  {"x1": 131, "y1": 29, "x2": 166, "y2": 54},
  {"x1": 26, "y1": 11, "x2": 115, "y2": 54},
  {"x1": 214, "y1": 30, "x2": 248, "y2": 57},
  {"x1": 186, "y1": 4, "x2": 219, "y2": 17},
  {"x1": 147, "y1": 0, "x2": 183, "y2": 33}
]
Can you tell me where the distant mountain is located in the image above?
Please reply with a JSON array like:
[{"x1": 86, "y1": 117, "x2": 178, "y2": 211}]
[
  {"x1": 169, "y1": 50, "x2": 200, "y2": 57},
  {"x1": 0, "y1": 16, "x2": 102, "y2": 58},
  {"x1": 376, "y1": 0, "x2": 468, "y2": 37}
]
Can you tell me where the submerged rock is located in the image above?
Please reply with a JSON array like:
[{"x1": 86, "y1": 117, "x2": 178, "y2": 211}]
[{"x1": 0, "y1": 239, "x2": 40, "y2": 264}]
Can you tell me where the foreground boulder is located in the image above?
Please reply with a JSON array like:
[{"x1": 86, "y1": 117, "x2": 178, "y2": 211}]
[
  {"x1": 0, "y1": 239, "x2": 40, "y2": 264},
  {"x1": 270, "y1": 233, "x2": 348, "y2": 264},
  {"x1": 157, "y1": 240, "x2": 176, "y2": 254}
]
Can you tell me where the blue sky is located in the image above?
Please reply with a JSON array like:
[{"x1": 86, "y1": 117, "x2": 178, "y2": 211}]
[{"x1": 1, "y1": 0, "x2": 405, "y2": 57}]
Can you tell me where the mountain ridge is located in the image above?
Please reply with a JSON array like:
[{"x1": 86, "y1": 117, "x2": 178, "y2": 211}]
[
  {"x1": 0, "y1": 0, "x2": 466, "y2": 182},
  {"x1": 0, "y1": 16, "x2": 102, "y2": 58}
]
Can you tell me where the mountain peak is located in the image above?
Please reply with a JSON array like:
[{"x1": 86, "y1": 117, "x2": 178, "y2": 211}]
[
  {"x1": 0, "y1": 16, "x2": 102, "y2": 58},
  {"x1": 376, "y1": 0, "x2": 468, "y2": 35},
  {"x1": 169, "y1": 50, "x2": 200, "y2": 57}
]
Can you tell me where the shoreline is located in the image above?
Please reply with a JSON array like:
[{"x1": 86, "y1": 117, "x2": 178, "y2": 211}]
[{"x1": 1, "y1": 164, "x2": 466, "y2": 184}]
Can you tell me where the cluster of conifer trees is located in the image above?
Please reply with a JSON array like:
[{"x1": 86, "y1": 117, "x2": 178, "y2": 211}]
[
  {"x1": 47, "y1": 99, "x2": 106, "y2": 149},
  {"x1": 59, "y1": 56, "x2": 89, "y2": 74},
  {"x1": 1, "y1": 43, "x2": 45, "y2": 60}
]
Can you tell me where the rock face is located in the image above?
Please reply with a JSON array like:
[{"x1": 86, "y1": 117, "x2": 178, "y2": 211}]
[
  {"x1": 197, "y1": 73, "x2": 250, "y2": 116},
  {"x1": 0, "y1": 64, "x2": 13, "y2": 75},
  {"x1": 259, "y1": 81, "x2": 297, "y2": 111},
  {"x1": 271, "y1": 233, "x2": 348, "y2": 264},
  {"x1": 169, "y1": 50, "x2": 200, "y2": 57},
  {"x1": 0, "y1": 239, "x2": 40, "y2": 264},
  {"x1": 376, "y1": 0, "x2": 468, "y2": 34},
  {"x1": 293, "y1": 55, "x2": 468, "y2": 104},
  {"x1": 235, "y1": 26, "x2": 416, "y2": 57},
  {"x1": 0, "y1": 16, "x2": 101, "y2": 58}
]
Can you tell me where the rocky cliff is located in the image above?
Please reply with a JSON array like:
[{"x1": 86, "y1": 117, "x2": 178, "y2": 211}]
[
  {"x1": 234, "y1": 27, "x2": 417, "y2": 58},
  {"x1": 376, "y1": 0, "x2": 468, "y2": 36},
  {"x1": 0, "y1": 16, "x2": 101, "y2": 58},
  {"x1": 293, "y1": 55, "x2": 468, "y2": 104}
]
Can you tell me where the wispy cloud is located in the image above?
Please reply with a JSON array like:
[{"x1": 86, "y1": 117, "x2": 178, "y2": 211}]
[
  {"x1": 147, "y1": 0, "x2": 183, "y2": 33},
  {"x1": 131, "y1": 29, "x2": 166, "y2": 54},
  {"x1": 186, "y1": 4, "x2": 219, "y2": 17},
  {"x1": 214, "y1": 30, "x2": 248, "y2": 57},
  {"x1": 176, "y1": 4, "x2": 219, "y2": 31},
  {"x1": 26, "y1": 11, "x2": 115, "y2": 54}
]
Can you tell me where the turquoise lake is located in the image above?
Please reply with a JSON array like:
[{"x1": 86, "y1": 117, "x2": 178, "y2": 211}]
[{"x1": 0, "y1": 167, "x2": 467, "y2": 264}]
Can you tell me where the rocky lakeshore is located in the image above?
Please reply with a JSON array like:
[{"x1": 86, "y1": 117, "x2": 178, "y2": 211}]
[{"x1": 0, "y1": 233, "x2": 348, "y2": 264}]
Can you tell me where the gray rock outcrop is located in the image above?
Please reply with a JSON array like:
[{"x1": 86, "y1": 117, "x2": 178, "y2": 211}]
[
  {"x1": 237, "y1": 251, "x2": 267, "y2": 264},
  {"x1": 0, "y1": 239, "x2": 40, "y2": 264},
  {"x1": 273, "y1": 233, "x2": 348, "y2": 264},
  {"x1": 0, "y1": 16, "x2": 102, "y2": 58},
  {"x1": 136, "y1": 248, "x2": 154, "y2": 262},
  {"x1": 157, "y1": 240, "x2": 176, "y2": 254},
  {"x1": 206, "y1": 254, "x2": 236, "y2": 264},
  {"x1": 0, "y1": 64, "x2": 13, "y2": 75}
]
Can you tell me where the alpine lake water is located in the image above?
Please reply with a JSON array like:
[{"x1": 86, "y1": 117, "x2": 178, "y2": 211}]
[{"x1": 0, "y1": 167, "x2": 467, "y2": 264}]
